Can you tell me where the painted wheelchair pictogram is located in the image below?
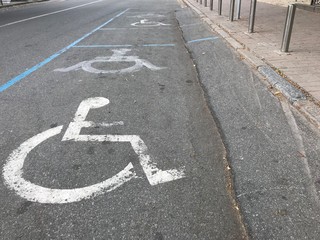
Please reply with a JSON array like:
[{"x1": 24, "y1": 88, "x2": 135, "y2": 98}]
[
  {"x1": 131, "y1": 19, "x2": 171, "y2": 27},
  {"x1": 54, "y1": 49, "x2": 166, "y2": 74},
  {"x1": 3, "y1": 97, "x2": 185, "y2": 204}
]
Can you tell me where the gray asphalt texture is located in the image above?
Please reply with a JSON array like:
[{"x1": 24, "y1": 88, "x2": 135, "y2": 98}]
[
  {"x1": 0, "y1": 0, "x2": 246, "y2": 239},
  {"x1": 176, "y1": 7, "x2": 320, "y2": 240},
  {"x1": 3, "y1": 0, "x2": 320, "y2": 239}
]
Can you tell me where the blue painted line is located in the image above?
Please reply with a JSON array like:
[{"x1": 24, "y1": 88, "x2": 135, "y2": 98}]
[
  {"x1": 0, "y1": 8, "x2": 130, "y2": 93},
  {"x1": 187, "y1": 37, "x2": 219, "y2": 43},
  {"x1": 74, "y1": 45, "x2": 133, "y2": 48}
]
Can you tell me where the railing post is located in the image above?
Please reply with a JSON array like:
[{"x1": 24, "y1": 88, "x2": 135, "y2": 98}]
[
  {"x1": 236, "y1": 0, "x2": 242, "y2": 19},
  {"x1": 210, "y1": 0, "x2": 213, "y2": 10},
  {"x1": 200, "y1": 0, "x2": 202, "y2": 4},
  {"x1": 281, "y1": 4, "x2": 296, "y2": 52},
  {"x1": 205, "y1": 0, "x2": 207, "y2": 6},
  {"x1": 248, "y1": 0, "x2": 257, "y2": 33},
  {"x1": 229, "y1": 0, "x2": 235, "y2": 21},
  {"x1": 218, "y1": 0, "x2": 222, "y2": 15}
]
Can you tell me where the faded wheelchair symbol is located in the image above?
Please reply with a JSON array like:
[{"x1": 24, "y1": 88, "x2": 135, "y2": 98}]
[
  {"x1": 131, "y1": 19, "x2": 171, "y2": 27},
  {"x1": 54, "y1": 49, "x2": 166, "y2": 74}
]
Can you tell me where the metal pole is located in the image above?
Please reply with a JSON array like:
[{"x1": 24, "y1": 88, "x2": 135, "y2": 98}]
[
  {"x1": 200, "y1": 0, "x2": 202, "y2": 4},
  {"x1": 218, "y1": 0, "x2": 222, "y2": 15},
  {"x1": 281, "y1": 4, "x2": 296, "y2": 52},
  {"x1": 236, "y1": 0, "x2": 242, "y2": 19},
  {"x1": 205, "y1": 0, "x2": 207, "y2": 7},
  {"x1": 210, "y1": 0, "x2": 213, "y2": 10},
  {"x1": 229, "y1": 0, "x2": 235, "y2": 21},
  {"x1": 248, "y1": 0, "x2": 257, "y2": 33}
]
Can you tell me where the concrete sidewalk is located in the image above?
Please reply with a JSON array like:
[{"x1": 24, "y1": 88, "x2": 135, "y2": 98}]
[{"x1": 183, "y1": 0, "x2": 320, "y2": 125}]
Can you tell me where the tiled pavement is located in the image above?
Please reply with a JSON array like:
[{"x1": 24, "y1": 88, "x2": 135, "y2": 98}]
[{"x1": 184, "y1": 0, "x2": 320, "y2": 102}]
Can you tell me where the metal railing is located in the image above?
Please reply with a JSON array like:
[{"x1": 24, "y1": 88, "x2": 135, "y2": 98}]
[
  {"x1": 194, "y1": 0, "x2": 258, "y2": 33},
  {"x1": 281, "y1": 2, "x2": 320, "y2": 52},
  {"x1": 193, "y1": 0, "x2": 320, "y2": 52},
  {"x1": 248, "y1": 0, "x2": 257, "y2": 33}
]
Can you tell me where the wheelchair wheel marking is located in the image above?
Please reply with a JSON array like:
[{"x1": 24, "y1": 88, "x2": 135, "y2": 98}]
[
  {"x1": 54, "y1": 49, "x2": 166, "y2": 74},
  {"x1": 3, "y1": 126, "x2": 136, "y2": 204},
  {"x1": 3, "y1": 97, "x2": 185, "y2": 204}
]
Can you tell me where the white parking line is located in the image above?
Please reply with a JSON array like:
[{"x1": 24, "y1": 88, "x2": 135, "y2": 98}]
[
  {"x1": 0, "y1": 8, "x2": 129, "y2": 92},
  {"x1": 0, "y1": 0, "x2": 103, "y2": 28}
]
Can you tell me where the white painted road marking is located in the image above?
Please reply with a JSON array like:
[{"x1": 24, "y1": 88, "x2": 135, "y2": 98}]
[
  {"x1": 100, "y1": 27, "x2": 172, "y2": 30},
  {"x1": 127, "y1": 13, "x2": 166, "y2": 18},
  {"x1": 0, "y1": 0, "x2": 103, "y2": 28},
  {"x1": 3, "y1": 97, "x2": 185, "y2": 204},
  {"x1": 54, "y1": 49, "x2": 166, "y2": 74},
  {"x1": 131, "y1": 19, "x2": 171, "y2": 27},
  {"x1": 0, "y1": 9, "x2": 129, "y2": 93},
  {"x1": 73, "y1": 44, "x2": 175, "y2": 48}
]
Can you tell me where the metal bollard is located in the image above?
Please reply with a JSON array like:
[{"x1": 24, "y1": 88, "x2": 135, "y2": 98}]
[
  {"x1": 218, "y1": 0, "x2": 222, "y2": 15},
  {"x1": 248, "y1": 0, "x2": 257, "y2": 33},
  {"x1": 229, "y1": 0, "x2": 235, "y2": 21},
  {"x1": 236, "y1": 0, "x2": 241, "y2": 19},
  {"x1": 205, "y1": 0, "x2": 207, "y2": 7},
  {"x1": 281, "y1": 4, "x2": 296, "y2": 52},
  {"x1": 210, "y1": 0, "x2": 213, "y2": 10}
]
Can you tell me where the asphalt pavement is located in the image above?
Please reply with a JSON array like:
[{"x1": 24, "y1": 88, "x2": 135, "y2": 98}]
[
  {"x1": 176, "y1": 6, "x2": 320, "y2": 240},
  {"x1": 2, "y1": 0, "x2": 320, "y2": 239},
  {"x1": 0, "y1": 0, "x2": 246, "y2": 239}
]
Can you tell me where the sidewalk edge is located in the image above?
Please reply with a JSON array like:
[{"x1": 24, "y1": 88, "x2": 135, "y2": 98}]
[{"x1": 182, "y1": 0, "x2": 320, "y2": 129}]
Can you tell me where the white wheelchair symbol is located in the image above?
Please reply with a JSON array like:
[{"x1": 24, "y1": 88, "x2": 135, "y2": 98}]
[
  {"x1": 127, "y1": 13, "x2": 166, "y2": 18},
  {"x1": 3, "y1": 97, "x2": 185, "y2": 204},
  {"x1": 131, "y1": 19, "x2": 171, "y2": 27},
  {"x1": 54, "y1": 49, "x2": 165, "y2": 74}
]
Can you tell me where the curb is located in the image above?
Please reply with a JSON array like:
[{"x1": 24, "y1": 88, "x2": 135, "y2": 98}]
[
  {"x1": 182, "y1": 0, "x2": 320, "y2": 129},
  {"x1": 258, "y1": 65, "x2": 306, "y2": 103}
]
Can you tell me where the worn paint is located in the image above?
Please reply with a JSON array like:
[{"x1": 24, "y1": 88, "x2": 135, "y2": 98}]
[
  {"x1": 3, "y1": 97, "x2": 185, "y2": 204},
  {"x1": 0, "y1": 9, "x2": 130, "y2": 93},
  {"x1": 54, "y1": 49, "x2": 166, "y2": 74},
  {"x1": 131, "y1": 19, "x2": 171, "y2": 27},
  {"x1": 127, "y1": 13, "x2": 165, "y2": 18}
]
